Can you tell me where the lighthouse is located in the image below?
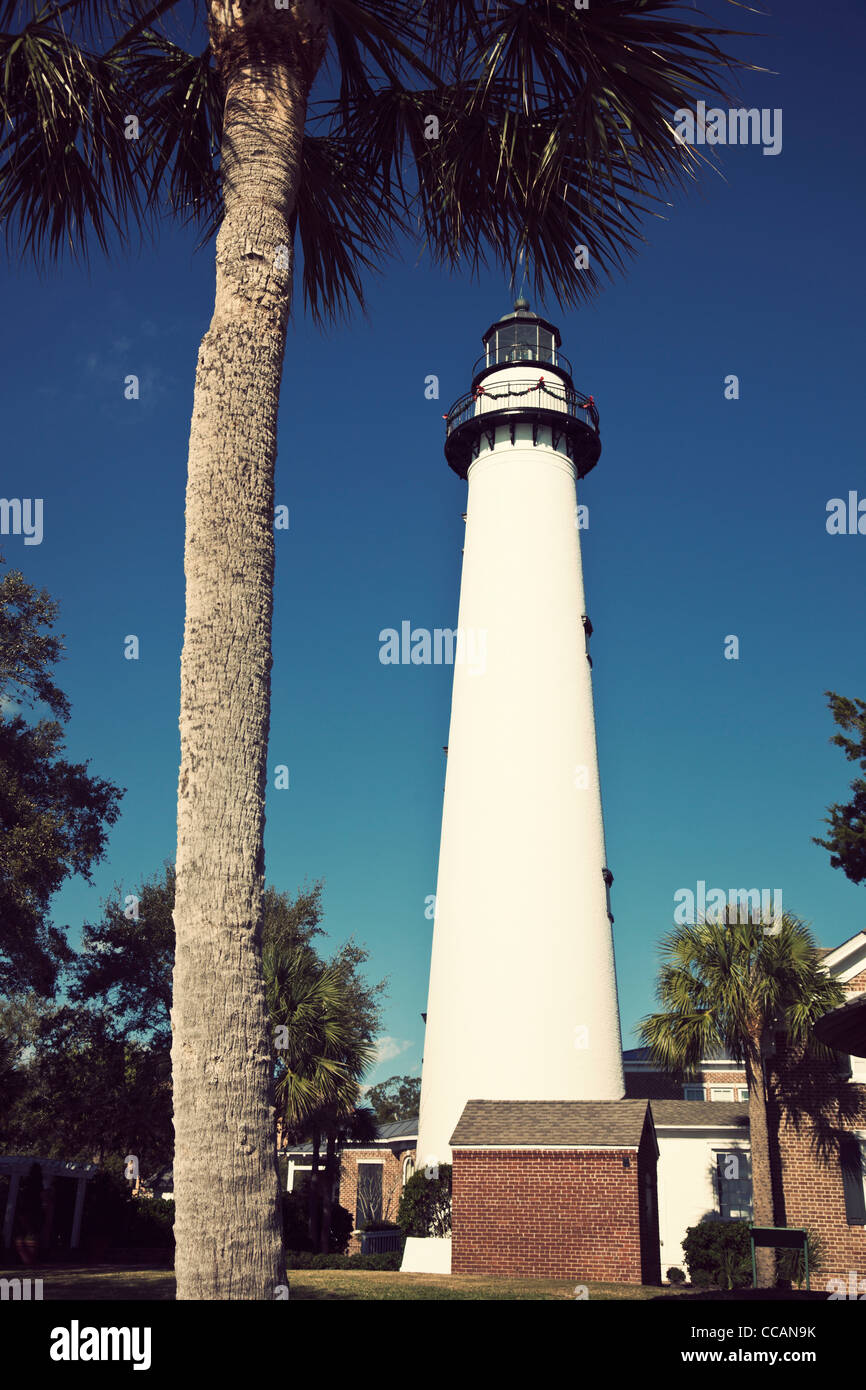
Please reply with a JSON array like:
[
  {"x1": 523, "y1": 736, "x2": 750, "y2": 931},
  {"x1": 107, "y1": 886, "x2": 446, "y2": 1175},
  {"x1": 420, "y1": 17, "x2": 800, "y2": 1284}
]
[{"x1": 415, "y1": 300, "x2": 625, "y2": 1183}]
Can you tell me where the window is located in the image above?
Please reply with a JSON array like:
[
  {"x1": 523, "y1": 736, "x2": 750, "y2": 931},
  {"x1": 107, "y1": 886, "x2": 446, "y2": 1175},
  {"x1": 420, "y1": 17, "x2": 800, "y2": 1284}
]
[
  {"x1": 850, "y1": 1054, "x2": 866, "y2": 1084},
  {"x1": 840, "y1": 1136, "x2": 866, "y2": 1225},
  {"x1": 715, "y1": 1150, "x2": 753, "y2": 1220},
  {"x1": 288, "y1": 1165, "x2": 311, "y2": 1194},
  {"x1": 709, "y1": 1087, "x2": 735, "y2": 1102},
  {"x1": 355, "y1": 1163, "x2": 383, "y2": 1228},
  {"x1": 738, "y1": 1088, "x2": 749, "y2": 1102},
  {"x1": 683, "y1": 1085, "x2": 704, "y2": 1101},
  {"x1": 402, "y1": 1155, "x2": 415, "y2": 1187},
  {"x1": 489, "y1": 323, "x2": 557, "y2": 369}
]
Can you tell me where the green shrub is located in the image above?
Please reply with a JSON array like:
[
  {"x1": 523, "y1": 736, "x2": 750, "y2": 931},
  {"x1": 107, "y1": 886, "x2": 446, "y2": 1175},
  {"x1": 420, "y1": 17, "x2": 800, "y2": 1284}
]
[
  {"x1": 776, "y1": 1228, "x2": 823, "y2": 1288},
  {"x1": 280, "y1": 1192, "x2": 353, "y2": 1254},
  {"x1": 666, "y1": 1266, "x2": 686, "y2": 1284},
  {"x1": 281, "y1": 1191, "x2": 313, "y2": 1251},
  {"x1": 284, "y1": 1249, "x2": 403, "y2": 1272},
  {"x1": 83, "y1": 1170, "x2": 129, "y2": 1243},
  {"x1": 330, "y1": 1202, "x2": 353, "y2": 1255},
  {"x1": 397, "y1": 1164, "x2": 452, "y2": 1238},
  {"x1": 14, "y1": 1163, "x2": 43, "y2": 1239},
  {"x1": 122, "y1": 1197, "x2": 175, "y2": 1248},
  {"x1": 682, "y1": 1218, "x2": 752, "y2": 1290}
]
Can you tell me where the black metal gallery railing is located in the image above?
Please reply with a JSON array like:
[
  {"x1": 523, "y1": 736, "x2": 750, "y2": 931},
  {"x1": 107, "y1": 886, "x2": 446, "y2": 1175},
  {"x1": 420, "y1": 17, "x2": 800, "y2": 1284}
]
[
  {"x1": 443, "y1": 377, "x2": 601, "y2": 480},
  {"x1": 472, "y1": 346, "x2": 574, "y2": 381},
  {"x1": 445, "y1": 378, "x2": 599, "y2": 440}
]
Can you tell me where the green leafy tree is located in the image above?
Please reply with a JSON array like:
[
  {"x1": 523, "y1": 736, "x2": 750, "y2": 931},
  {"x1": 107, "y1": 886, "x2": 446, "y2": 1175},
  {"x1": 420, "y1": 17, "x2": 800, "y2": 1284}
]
[
  {"x1": 317, "y1": 1103, "x2": 378, "y2": 1252},
  {"x1": 69, "y1": 864, "x2": 176, "y2": 1044},
  {"x1": 69, "y1": 870, "x2": 328, "y2": 1043},
  {"x1": 814, "y1": 691, "x2": 866, "y2": 885},
  {"x1": 640, "y1": 910, "x2": 847, "y2": 1288},
  {"x1": 365, "y1": 1073, "x2": 420, "y2": 1125},
  {"x1": 0, "y1": 560, "x2": 123, "y2": 995},
  {"x1": 0, "y1": 1000, "x2": 172, "y2": 1169},
  {"x1": 1, "y1": 0, "x2": 751, "y2": 1298}
]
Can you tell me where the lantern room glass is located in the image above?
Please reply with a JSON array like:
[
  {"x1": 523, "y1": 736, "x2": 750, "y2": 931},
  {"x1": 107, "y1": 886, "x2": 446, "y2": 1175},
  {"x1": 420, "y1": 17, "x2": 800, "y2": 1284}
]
[{"x1": 487, "y1": 321, "x2": 557, "y2": 368}]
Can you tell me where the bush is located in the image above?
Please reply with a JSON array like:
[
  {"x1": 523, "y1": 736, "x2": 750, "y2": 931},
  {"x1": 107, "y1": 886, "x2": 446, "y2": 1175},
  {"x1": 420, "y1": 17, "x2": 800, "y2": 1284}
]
[
  {"x1": 280, "y1": 1191, "x2": 353, "y2": 1254},
  {"x1": 122, "y1": 1197, "x2": 175, "y2": 1249},
  {"x1": 330, "y1": 1202, "x2": 353, "y2": 1255},
  {"x1": 83, "y1": 1170, "x2": 129, "y2": 1244},
  {"x1": 776, "y1": 1228, "x2": 823, "y2": 1289},
  {"x1": 397, "y1": 1164, "x2": 452, "y2": 1238},
  {"x1": 682, "y1": 1218, "x2": 752, "y2": 1290},
  {"x1": 666, "y1": 1266, "x2": 686, "y2": 1284},
  {"x1": 284, "y1": 1249, "x2": 403, "y2": 1272},
  {"x1": 14, "y1": 1163, "x2": 43, "y2": 1239}
]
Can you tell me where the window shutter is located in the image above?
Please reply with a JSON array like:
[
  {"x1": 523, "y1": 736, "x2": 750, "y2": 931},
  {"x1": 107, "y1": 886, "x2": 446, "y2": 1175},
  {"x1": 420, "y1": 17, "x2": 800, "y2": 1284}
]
[{"x1": 840, "y1": 1139, "x2": 866, "y2": 1225}]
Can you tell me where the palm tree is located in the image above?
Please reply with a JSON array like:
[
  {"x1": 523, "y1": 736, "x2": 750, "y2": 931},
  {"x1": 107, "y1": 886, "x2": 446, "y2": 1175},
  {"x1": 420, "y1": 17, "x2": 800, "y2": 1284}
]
[
  {"x1": 1, "y1": 0, "x2": 752, "y2": 1297},
  {"x1": 318, "y1": 1102, "x2": 378, "y2": 1252},
  {"x1": 640, "y1": 909, "x2": 846, "y2": 1287},
  {"x1": 263, "y1": 934, "x2": 375, "y2": 1245}
]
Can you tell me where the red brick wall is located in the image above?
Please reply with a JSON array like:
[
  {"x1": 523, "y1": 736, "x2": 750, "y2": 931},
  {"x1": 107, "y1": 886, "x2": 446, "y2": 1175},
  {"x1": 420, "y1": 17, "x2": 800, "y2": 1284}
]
[
  {"x1": 452, "y1": 1148, "x2": 647, "y2": 1283},
  {"x1": 338, "y1": 1148, "x2": 413, "y2": 1232},
  {"x1": 769, "y1": 978, "x2": 866, "y2": 1285}
]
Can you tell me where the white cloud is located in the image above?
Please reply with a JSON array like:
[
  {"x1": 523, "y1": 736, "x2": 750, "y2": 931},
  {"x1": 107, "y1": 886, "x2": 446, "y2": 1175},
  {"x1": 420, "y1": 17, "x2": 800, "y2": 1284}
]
[{"x1": 372, "y1": 1036, "x2": 413, "y2": 1067}]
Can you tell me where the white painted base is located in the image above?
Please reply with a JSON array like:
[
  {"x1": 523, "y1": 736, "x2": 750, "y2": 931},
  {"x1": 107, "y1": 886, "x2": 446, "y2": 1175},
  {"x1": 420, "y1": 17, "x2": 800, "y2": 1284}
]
[{"x1": 400, "y1": 1236, "x2": 452, "y2": 1275}]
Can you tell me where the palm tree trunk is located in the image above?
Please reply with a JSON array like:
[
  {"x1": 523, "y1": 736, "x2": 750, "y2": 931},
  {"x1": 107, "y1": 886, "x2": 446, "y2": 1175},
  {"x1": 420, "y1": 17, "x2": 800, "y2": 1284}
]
[
  {"x1": 308, "y1": 1127, "x2": 322, "y2": 1249},
  {"x1": 320, "y1": 1129, "x2": 337, "y2": 1253},
  {"x1": 745, "y1": 1045, "x2": 776, "y2": 1288},
  {"x1": 172, "y1": 2, "x2": 326, "y2": 1300}
]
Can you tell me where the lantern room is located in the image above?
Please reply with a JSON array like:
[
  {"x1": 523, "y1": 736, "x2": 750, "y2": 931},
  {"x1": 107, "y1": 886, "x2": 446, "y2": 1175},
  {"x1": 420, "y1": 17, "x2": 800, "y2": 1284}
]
[{"x1": 474, "y1": 297, "x2": 572, "y2": 388}]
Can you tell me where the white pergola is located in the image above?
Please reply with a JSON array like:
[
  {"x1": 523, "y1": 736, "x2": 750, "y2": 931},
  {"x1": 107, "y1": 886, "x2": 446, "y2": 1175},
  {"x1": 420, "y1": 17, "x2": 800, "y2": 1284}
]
[{"x1": 1, "y1": 1156, "x2": 98, "y2": 1251}]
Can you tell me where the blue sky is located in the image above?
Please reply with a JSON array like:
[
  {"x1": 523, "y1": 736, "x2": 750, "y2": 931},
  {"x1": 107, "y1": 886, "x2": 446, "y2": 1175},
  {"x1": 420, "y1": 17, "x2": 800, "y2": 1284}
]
[{"x1": 2, "y1": 0, "x2": 864, "y2": 1081}]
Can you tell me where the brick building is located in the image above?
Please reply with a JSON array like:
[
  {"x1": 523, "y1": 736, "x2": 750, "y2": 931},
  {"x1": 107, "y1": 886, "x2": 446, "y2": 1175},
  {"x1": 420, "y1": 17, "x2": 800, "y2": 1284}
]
[
  {"x1": 285, "y1": 931, "x2": 866, "y2": 1283},
  {"x1": 767, "y1": 932, "x2": 866, "y2": 1284},
  {"x1": 449, "y1": 1100, "x2": 661, "y2": 1284},
  {"x1": 624, "y1": 1047, "x2": 748, "y2": 1102},
  {"x1": 284, "y1": 1117, "x2": 417, "y2": 1252}
]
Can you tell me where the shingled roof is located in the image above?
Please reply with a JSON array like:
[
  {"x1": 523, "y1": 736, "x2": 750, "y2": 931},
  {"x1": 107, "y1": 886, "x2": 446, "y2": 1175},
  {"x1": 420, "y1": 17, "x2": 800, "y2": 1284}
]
[
  {"x1": 450, "y1": 1100, "x2": 653, "y2": 1148},
  {"x1": 650, "y1": 1100, "x2": 749, "y2": 1128}
]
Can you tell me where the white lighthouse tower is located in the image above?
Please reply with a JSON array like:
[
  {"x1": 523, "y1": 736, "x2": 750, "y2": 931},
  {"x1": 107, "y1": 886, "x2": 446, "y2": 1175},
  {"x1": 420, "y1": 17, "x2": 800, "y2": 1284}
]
[{"x1": 415, "y1": 300, "x2": 625, "y2": 1188}]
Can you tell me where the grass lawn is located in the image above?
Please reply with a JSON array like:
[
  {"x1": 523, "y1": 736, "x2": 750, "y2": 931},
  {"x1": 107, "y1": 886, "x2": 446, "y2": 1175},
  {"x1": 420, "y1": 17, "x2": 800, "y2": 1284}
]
[
  {"x1": 0, "y1": 1265, "x2": 822, "y2": 1301},
  {"x1": 1, "y1": 1264, "x2": 665, "y2": 1301}
]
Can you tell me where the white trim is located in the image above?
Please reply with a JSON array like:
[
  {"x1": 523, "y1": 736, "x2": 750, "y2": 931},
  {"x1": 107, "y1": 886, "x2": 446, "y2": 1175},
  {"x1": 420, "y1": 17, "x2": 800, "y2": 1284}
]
[
  {"x1": 451, "y1": 1143, "x2": 641, "y2": 1152},
  {"x1": 822, "y1": 933, "x2": 866, "y2": 982},
  {"x1": 624, "y1": 1059, "x2": 742, "y2": 1072},
  {"x1": 850, "y1": 1051, "x2": 866, "y2": 1083},
  {"x1": 655, "y1": 1125, "x2": 749, "y2": 1136}
]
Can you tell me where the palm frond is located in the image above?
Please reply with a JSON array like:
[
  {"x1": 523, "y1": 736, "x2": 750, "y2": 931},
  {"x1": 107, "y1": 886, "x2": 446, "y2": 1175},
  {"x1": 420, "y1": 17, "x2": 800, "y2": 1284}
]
[
  {"x1": 289, "y1": 127, "x2": 405, "y2": 324},
  {"x1": 344, "y1": 0, "x2": 759, "y2": 305},
  {"x1": 0, "y1": 10, "x2": 148, "y2": 260},
  {"x1": 124, "y1": 31, "x2": 222, "y2": 232}
]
